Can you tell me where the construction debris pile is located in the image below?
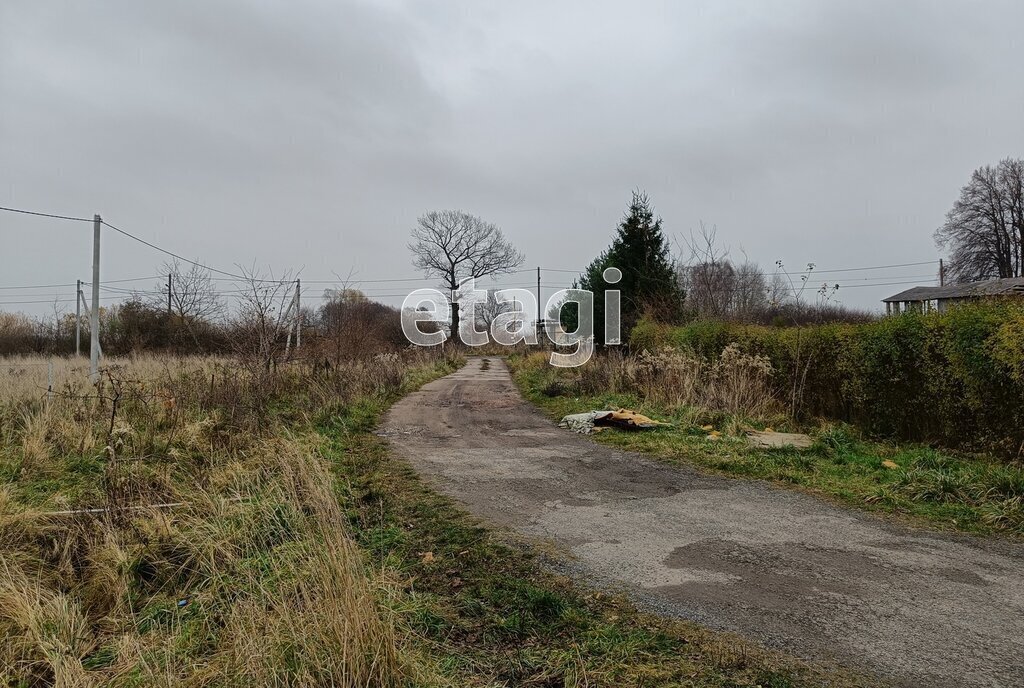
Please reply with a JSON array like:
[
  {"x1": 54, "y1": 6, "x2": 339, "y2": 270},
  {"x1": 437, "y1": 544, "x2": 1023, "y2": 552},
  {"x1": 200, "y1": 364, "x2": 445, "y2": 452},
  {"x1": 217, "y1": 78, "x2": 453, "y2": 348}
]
[{"x1": 559, "y1": 408, "x2": 670, "y2": 434}]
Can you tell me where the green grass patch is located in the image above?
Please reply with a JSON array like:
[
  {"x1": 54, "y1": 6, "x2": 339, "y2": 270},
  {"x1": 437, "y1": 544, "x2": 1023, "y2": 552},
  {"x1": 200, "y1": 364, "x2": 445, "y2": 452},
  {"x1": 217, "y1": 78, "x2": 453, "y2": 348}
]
[{"x1": 509, "y1": 354, "x2": 1024, "y2": 537}]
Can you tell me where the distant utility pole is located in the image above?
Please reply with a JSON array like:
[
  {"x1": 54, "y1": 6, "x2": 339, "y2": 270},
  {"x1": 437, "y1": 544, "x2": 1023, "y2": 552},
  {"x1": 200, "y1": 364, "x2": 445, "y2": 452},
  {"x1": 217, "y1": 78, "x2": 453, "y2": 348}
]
[
  {"x1": 284, "y1": 279, "x2": 302, "y2": 358},
  {"x1": 295, "y1": 278, "x2": 301, "y2": 350},
  {"x1": 75, "y1": 279, "x2": 82, "y2": 356},
  {"x1": 78, "y1": 288, "x2": 89, "y2": 355},
  {"x1": 90, "y1": 214, "x2": 101, "y2": 381},
  {"x1": 536, "y1": 266, "x2": 541, "y2": 325},
  {"x1": 939, "y1": 259, "x2": 945, "y2": 286},
  {"x1": 167, "y1": 273, "x2": 172, "y2": 314}
]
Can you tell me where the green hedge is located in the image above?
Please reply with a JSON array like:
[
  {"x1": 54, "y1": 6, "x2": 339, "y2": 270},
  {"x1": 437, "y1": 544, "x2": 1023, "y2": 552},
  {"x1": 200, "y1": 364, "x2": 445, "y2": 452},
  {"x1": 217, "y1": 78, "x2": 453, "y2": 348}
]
[{"x1": 630, "y1": 302, "x2": 1024, "y2": 457}]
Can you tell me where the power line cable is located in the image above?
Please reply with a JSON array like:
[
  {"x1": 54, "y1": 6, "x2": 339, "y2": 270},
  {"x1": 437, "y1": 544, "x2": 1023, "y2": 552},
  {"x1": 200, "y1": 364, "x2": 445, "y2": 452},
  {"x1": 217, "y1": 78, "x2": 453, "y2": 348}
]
[
  {"x1": 94, "y1": 275, "x2": 165, "y2": 284},
  {"x1": 1, "y1": 204, "x2": 944, "y2": 294},
  {"x1": 543, "y1": 260, "x2": 939, "y2": 277},
  {"x1": 835, "y1": 279, "x2": 938, "y2": 289},
  {"x1": 0, "y1": 295, "x2": 126, "y2": 306},
  {"x1": 0, "y1": 281, "x2": 78, "y2": 290},
  {"x1": 0, "y1": 276, "x2": 162, "y2": 291},
  {"x1": 1, "y1": 203, "x2": 278, "y2": 283},
  {"x1": 773, "y1": 260, "x2": 939, "y2": 276},
  {"x1": 100, "y1": 219, "x2": 253, "y2": 280},
  {"x1": 0, "y1": 205, "x2": 92, "y2": 222}
]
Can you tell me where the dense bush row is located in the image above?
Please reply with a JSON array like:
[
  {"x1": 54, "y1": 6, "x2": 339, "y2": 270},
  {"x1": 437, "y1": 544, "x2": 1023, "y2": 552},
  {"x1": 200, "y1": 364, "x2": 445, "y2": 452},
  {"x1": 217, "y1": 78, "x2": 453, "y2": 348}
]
[
  {"x1": 1, "y1": 295, "x2": 409, "y2": 359},
  {"x1": 630, "y1": 302, "x2": 1024, "y2": 457}
]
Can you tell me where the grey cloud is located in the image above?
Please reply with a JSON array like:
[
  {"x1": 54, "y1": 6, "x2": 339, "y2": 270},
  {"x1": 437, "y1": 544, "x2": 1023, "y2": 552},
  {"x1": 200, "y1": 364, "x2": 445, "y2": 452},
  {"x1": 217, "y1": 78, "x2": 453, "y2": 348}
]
[{"x1": 2, "y1": 0, "x2": 1023, "y2": 313}]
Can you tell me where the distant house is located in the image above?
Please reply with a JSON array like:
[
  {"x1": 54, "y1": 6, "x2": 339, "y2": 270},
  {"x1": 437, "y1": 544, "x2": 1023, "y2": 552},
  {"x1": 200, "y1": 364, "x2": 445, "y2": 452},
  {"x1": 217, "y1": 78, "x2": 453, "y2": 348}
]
[{"x1": 882, "y1": 277, "x2": 1024, "y2": 314}]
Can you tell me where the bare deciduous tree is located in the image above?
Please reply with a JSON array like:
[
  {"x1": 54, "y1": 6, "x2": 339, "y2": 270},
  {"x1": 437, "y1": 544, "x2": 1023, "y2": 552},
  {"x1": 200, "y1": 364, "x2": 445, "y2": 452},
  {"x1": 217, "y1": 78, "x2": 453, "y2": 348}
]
[
  {"x1": 318, "y1": 287, "x2": 405, "y2": 361},
  {"x1": 677, "y1": 224, "x2": 768, "y2": 320},
  {"x1": 935, "y1": 158, "x2": 1024, "y2": 282},
  {"x1": 473, "y1": 289, "x2": 518, "y2": 332},
  {"x1": 408, "y1": 210, "x2": 524, "y2": 338},
  {"x1": 733, "y1": 260, "x2": 768, "y2": 317},
  {"x1": 148, "y1": 259, "x2": 225, "y2": 346},
  {"x1": 232, "y1": 266, "x2": 296, "y2": 374}
]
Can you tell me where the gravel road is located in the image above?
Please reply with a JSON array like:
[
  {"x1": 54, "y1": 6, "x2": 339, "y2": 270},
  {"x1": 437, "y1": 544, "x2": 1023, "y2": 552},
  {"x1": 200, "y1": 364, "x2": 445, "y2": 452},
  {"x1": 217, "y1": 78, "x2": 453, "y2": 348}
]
[{"x1": 381, "y1": 357, "x2": 1024, "y2": 687}]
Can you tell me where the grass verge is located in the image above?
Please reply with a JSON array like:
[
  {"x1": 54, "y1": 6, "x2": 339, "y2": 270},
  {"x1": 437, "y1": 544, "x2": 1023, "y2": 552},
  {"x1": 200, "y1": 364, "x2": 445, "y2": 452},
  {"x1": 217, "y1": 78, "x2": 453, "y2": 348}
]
[{"x1": 509, "y1": 352, "x2": 1024, "y2": 538}]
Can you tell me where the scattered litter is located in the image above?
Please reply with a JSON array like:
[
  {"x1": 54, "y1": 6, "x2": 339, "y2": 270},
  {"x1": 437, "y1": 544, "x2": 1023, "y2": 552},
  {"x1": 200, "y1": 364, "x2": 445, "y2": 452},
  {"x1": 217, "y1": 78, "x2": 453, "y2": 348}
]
[
  {"x1": 881, "y1": 460, "x2": 900, "y2": 470},
  {"x1": 176, "y1": 597, "x2": 191, "y2": 608},
  {"x1": 28, "y1": 495, "x2": 247, "y2": 518},
  {"x1": 700, "y1": 424, "x2": 714, "y2": 432},
  {"x1": 706, "y1": 430, "x2": 723, "y2": 441},
  {"x1": 560, "y1": 411, "x2": 605, "y2": 433},
  {"x1": 746, "y1": 430, "x2": 814, "y2": 449},
  {"x1": 559, "y1": 408, "x2": 670, "y2": 434}
]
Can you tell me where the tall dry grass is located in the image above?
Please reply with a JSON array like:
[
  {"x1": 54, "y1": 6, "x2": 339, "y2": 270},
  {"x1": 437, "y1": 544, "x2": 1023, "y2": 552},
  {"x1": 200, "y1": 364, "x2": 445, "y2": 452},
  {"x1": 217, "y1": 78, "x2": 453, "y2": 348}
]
[
  {"x1": 637, "y1": 344, "x2": 778, "y2": 417},
  {"x1": 0, "y1": 352, "x2": 448, "y2": 687},
  {"x1": 541, "y1": 344, "x2": 780, "y2": 419}
]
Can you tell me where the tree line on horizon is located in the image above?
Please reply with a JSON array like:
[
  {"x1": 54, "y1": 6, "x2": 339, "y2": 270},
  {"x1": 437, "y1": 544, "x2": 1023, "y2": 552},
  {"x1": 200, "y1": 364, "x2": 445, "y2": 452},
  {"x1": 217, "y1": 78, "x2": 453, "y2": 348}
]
[{"x1": 2, "y1": 158, "x2": 1017, "y2": 356}]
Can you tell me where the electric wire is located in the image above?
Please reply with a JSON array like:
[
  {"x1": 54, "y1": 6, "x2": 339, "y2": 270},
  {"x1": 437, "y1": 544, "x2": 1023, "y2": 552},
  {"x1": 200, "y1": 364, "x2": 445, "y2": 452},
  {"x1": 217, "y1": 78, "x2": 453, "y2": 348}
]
[
  {"x1": 0, "y1": 206, "x2": 92, "y2": 222},
  {"x1": 1, "y1": 204, "x2": 947, "y2": 306}
]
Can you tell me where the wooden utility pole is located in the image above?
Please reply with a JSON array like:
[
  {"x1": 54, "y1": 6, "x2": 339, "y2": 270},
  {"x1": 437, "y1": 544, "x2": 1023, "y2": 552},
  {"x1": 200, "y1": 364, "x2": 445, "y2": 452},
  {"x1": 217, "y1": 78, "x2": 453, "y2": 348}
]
[
  {"x1": 939, "y1": 259, "x2": 945, "y2": 286},
  {"x1": 90, "y1": 214, "x2": 101, "y2": 380},
  {"x1": 167, "y1": 273, "x2": 172, "y2": 314},
  {"x1": 536, "y1": 266, "x2": 541, "y2": 325}
]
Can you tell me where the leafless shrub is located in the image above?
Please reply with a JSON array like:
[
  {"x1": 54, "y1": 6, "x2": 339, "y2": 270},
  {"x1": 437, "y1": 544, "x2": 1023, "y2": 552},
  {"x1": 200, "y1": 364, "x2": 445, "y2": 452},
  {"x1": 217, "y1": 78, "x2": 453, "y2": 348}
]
[
  {"x1": 678, "y1": 224, "x2": 768, "y2": 320},
  {"x1": 315, "y1": 288, "x2": 406, "y2": 362},
  {"x1": 230, "y1": 266, "x2": 297, "y2": 375},
  {"x1": 675, "y1": 227, "x2": 873, "y2": 326}
]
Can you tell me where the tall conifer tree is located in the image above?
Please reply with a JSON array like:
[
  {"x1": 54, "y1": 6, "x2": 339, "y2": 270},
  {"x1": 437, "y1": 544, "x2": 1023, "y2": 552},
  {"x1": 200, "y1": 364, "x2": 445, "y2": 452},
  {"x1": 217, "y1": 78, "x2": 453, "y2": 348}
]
[{"x1": 562, "y1": 191, "x2": 683, "y2": 345}]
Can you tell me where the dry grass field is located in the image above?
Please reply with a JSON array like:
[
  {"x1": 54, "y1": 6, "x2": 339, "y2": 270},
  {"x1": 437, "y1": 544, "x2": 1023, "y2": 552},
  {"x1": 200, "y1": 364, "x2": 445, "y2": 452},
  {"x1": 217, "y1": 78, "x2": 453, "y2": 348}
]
[
  {"x1": 1, "y1": 352, "x2": 877, "y2": 687},
  {"x1": 0, "y1": 353, "x2": 436, "y2": 687}
]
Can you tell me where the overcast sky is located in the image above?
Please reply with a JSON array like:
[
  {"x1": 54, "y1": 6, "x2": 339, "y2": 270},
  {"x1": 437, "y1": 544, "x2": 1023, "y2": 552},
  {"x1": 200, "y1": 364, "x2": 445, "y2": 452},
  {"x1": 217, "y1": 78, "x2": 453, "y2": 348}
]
[{"x1": 2, "y1": 0, "x2": 1023, "y2": 316}]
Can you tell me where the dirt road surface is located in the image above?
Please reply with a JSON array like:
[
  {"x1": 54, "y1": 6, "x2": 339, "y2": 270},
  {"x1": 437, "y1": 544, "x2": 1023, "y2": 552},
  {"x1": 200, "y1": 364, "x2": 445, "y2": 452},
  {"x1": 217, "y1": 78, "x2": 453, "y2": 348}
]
[{"x1": 381, "y1": 357, "x2": 1024, "y2": 687}]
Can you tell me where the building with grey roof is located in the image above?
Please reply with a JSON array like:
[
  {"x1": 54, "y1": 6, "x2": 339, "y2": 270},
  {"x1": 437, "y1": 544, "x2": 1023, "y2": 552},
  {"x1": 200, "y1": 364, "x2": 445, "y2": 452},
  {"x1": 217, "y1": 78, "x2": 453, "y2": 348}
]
[{"x1": 882, "y1": 277, "x2": 1024, "y2": 314}]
